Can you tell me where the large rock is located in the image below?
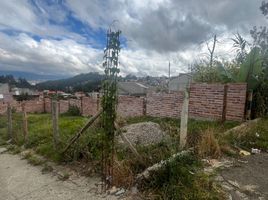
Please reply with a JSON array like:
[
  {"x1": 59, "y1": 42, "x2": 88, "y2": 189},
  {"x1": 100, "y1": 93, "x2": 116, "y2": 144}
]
[{"x1": 119, "y1": 122, "x2": 168, "y2": 146}]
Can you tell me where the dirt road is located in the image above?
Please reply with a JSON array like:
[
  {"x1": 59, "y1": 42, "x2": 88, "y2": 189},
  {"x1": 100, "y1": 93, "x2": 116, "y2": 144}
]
[
  {"x1": 219, "y1": 153, "x2": 268, "y2": 200},
  {"x1": 0, "y1": 149, "x2": 118, "y2": 200}
]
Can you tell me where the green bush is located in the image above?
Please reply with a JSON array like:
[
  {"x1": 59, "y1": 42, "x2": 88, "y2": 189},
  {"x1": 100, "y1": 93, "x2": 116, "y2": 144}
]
[
  {"x1": 66, "y1": 105, "x2": 81, "y2": 116},
  {"x1": 140, "y1": 153, "x2": 222, "y2": 200}
]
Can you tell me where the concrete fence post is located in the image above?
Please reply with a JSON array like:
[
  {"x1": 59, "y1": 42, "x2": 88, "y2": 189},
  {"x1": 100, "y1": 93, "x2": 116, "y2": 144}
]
[{"x1": 180, "y1": 89, "x2": 189, "y2": 149}]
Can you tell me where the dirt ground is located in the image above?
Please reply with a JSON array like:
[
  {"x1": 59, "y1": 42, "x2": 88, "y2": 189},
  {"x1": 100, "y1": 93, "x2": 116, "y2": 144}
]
[
  {"x1": 219, "y1": 153, "x2": 268, "y2": 200},
  {"x1": 1, "y1": 146, "x2": 268, "y2": 200},
  {"x1": 0, "y1": 149, "x2": 119, "y2": 200}
]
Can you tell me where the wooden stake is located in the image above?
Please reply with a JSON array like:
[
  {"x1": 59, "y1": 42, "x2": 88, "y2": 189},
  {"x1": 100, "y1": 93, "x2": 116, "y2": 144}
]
[
  {"x1": 180, "y1": 89, "x2": 189, "y2": 149},
  {"x1": 52, "y1": 100, "x2": 59, "y2": 149},
  {"x1": 7, "y1": 103, "x2": 13, "y2": 141},
  {"x1": 245, "y1": 90, "x2": 253, "y2": 120},
  {"x1": 222, "y1": 85, "x2": 228, "y2": 123},
  {"x1": 115, "y1": 122, "x2": 144, "y2": 163},
  {"x1": 22, "y1": 103, "x2": 28, "y2": 143},
  {"x1": 62, "y1": 109, "x2": 103, "y2": 154}
]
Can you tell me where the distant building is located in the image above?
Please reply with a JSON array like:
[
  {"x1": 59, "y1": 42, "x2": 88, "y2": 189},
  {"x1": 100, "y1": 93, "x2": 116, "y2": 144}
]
[
  {"x1": 75, "y1": 92, "x2": 86, "y2": 98},
  {"x1": 0, "y1": 83, "x2": 13, "y2": 102},
  {"x1": 118, "y1": 82, "x2": 148, "y2": 96},
  {"x1": 88, "y1": 92, "x2": 100, "y2": 98},
  {"x1": 168, "y1": 73, "x2": 192, "y2": 92},
  {"x1": 12, "y1": 87, "x2": 39, "y2": 96}
]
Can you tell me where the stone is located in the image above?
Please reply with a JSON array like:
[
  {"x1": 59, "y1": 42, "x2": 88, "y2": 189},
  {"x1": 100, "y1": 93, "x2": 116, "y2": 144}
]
[
  {"x1": 115, "y1": 188, "x2": 126, "y2": 196},
  {"x1": 108, "y1": 186, "x2": 118, "y2": 195},
  {"x1": 0, "y1": 147, "x2": 7, "y2": 154},
  {"x1": 214, "y1": 176, "x2": 224, "y2": 182},
  {"x1": 222, "y1": 183, "x2": 234, "y2": 191},
  {"x1": 227, "y1": 180, "x2": 240, "y2": 188},
  {"x1": 130, "y1": 186, "x2": 138, "y2": 195},
  {"x1": 234, "y1": 190, "x2": 249, "y2": 200}
]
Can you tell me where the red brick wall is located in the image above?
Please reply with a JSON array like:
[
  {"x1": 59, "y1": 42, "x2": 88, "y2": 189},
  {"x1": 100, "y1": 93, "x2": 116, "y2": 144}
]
[
  {"x1": 82, "y1": 97, "x2": 99, "y2": 116},
  {"x1": 0, "y1": 83, "x2": 247, "y2": 121},
  {"x1": 59, "y1": 100, "x2": 69, "y2": 114},
  {"x1": 146, "y1": 83, "x2": 246, "y2": 121},
  {"x1": 226, "y1": 83, "x2": 247, "y2": 121},
  {"x1": 189, "y1": 83, "x2": 225, "y2": 120},
  {"x1": 147, "y1": 92, "x2": 184, "y2": 118},
  {"x1": 44, "y1": 98, "x2": 51, "y2": 113},
  {"x1": 24, "y1": 100, "x2": 44, "y2": 113},
  {"x1": 117, "y1": 96, "x2": 144, "y2": 117},
  {"x1": 0, "y1": 102, "x2": 7, "y2": 114}
]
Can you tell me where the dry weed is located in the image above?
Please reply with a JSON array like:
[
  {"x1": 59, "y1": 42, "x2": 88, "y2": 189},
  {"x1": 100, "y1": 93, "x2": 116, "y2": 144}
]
[
  {"x1": 113, "y1": 159, "x2": 135, "y2": 188},
  {"x1": 197, "y1": 128, "x2": 221, "y2": 159}
]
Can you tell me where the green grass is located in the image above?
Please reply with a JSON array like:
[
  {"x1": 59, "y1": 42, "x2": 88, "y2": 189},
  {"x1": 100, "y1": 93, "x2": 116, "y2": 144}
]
[
  {"x1": 0, "y1": 113, "x2": 242, "y2": 199},
  {"x1": 0, "y1": 113, "x2": 102, "y2": 162},
  {"x1": 223, "y1": 117, "x2": 268, "y2": 151},
  {"x1": 139, "y1": 153, "x2": 224, "y2": 200},
  {"x1": 126, "y1": 116, "x2": 239, "y2": 136}
]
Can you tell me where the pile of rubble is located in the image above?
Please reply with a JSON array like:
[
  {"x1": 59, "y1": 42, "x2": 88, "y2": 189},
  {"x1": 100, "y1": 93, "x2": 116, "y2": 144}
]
[{"x1": 119, "y1": 122, "x2": 169, "y2": 146}]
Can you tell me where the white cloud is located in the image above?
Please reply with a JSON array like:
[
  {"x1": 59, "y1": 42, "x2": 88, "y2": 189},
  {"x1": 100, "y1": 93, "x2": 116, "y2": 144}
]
[
  {"x1": 0, "y1": 33, "x2": 102, "y2": 75},
  {"x1": 0, "y1": 0, "x2": 265, "y2": 78}
]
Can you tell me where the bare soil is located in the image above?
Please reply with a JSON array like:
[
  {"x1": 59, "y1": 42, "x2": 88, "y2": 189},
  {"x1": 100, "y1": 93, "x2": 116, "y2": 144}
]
[{"x1": 219, "y1": 153, "x2": 268, "y2": 200}]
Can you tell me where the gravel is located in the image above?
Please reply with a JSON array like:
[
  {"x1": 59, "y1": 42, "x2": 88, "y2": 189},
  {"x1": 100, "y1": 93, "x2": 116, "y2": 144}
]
[{"x1": 119, "y1": 122, "x2": 168, "y2": 146}]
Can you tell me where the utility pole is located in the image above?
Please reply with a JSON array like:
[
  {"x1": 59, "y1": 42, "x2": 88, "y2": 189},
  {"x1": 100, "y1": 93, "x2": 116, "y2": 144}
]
[
  {"x1": 168, "y1": 61, "x2": 171, "y2": 80},
  {"x1": 168, "y1": 61, "x2": 171, "y2": 92}
]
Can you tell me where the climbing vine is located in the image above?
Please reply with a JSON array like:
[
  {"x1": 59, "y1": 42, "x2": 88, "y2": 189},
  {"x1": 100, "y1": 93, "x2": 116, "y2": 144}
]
[{"x1": 101, "y1": 28, "x2": 121, "y2": 189}]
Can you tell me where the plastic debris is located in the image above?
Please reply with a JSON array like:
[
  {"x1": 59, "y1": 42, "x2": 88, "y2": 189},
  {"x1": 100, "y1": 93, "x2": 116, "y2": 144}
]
[
  {"x1": 251, "y1": 148, "x2": 261, "y2": 154},
  {"x1": 239, "y1": 150, "x2": 251, "y2": 156}
]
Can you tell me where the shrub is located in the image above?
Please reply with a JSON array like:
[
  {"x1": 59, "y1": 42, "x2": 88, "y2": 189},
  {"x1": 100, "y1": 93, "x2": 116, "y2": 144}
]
[
  {"x1": 140, "y1": 153, "x2": 222, "y2": 199},
  {"x1": 66, "y1": 105, "x2": 81, "y2": 116}
]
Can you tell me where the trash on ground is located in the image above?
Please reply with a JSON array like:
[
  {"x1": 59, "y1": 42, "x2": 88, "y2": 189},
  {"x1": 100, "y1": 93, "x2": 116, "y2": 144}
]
[
  {"x1": 251, "y1": 148, "x2": 261, "y2": 154},
  {"x1": 239, "y1": 150, "x2": 251, "y2": 156}
]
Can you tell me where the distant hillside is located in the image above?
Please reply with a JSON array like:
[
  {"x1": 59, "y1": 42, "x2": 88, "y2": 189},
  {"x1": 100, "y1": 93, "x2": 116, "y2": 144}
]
[
  {"x1": 36, "y1": 72, "x2": 104, "y2": 93},
  {"x1": 0, "y1": 71, "x2": 67, "y2": 81},
  {"x1": 0, "y1": 75, "x2": 33, "y2": 88}
]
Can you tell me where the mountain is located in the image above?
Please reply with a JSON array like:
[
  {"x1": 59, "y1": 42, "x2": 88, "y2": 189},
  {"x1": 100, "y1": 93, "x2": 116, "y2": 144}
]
[
  {"x1": 36, "y1": 72, "x2": 104, "y2": 92},
  {"x1": 0, "y1": 75, "x2": 33, "y2": 88},
  {"x1": 0, "y1": 71, "x2": 68, "y2": 81}
]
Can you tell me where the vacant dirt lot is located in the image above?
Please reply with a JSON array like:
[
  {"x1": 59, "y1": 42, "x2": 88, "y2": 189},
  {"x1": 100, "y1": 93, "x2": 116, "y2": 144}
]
[{"x1": 219, "y1": 153, "x2": 268, "y2": 200}]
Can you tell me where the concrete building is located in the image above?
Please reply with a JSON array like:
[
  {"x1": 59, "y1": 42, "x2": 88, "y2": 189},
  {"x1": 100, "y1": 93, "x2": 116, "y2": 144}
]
[
  {"x1": 0, "y1": 83, "x2": 13, "y2": 102},
  {"x1": 168, "y1": 73, "x2": 192, "y2": 92}
]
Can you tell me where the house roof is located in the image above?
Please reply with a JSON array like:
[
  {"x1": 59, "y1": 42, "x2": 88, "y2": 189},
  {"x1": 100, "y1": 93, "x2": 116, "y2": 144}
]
[{"x1": 118, "y1": 82, "x2": 148, "y2": 96}]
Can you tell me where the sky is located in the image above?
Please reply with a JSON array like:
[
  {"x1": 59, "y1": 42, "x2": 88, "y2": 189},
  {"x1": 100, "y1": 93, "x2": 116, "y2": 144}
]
[{"x1": 0, "y1": 0, "x2": 266, "y2": 77}]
